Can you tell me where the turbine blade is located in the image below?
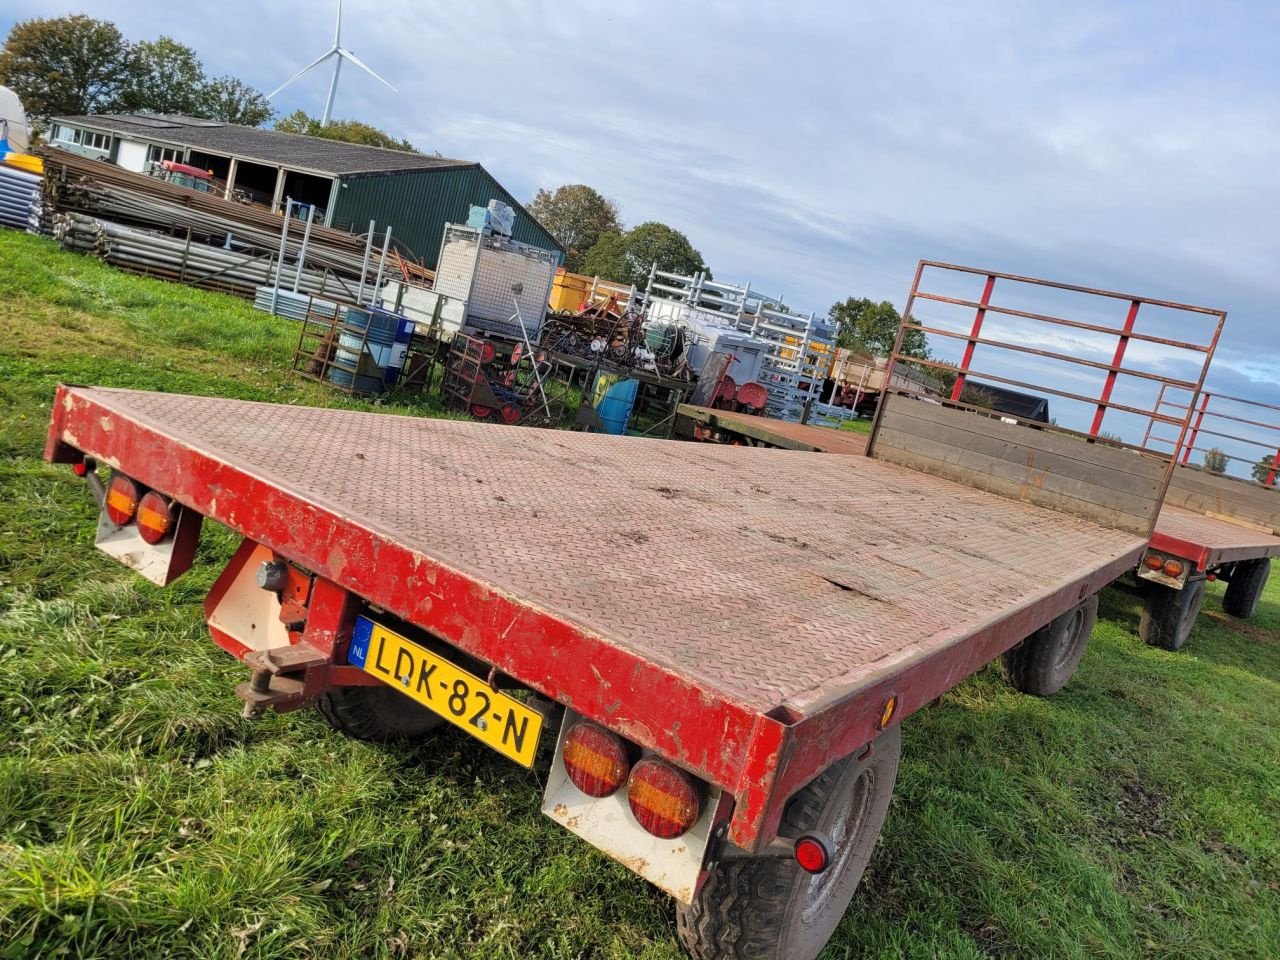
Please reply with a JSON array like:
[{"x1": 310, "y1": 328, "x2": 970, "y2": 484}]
[
  {"x1": 334, "y1": 0, "x2": 343, "y2": 46},
  {"x1": 337, "y1": 47, "x2": 397, "y2": 91},
  {"x1": 267, "y1": 50, "x2": 337, "y2": 99}
]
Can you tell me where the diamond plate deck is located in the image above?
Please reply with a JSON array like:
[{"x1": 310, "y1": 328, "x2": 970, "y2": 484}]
[
  {"x1": 1153, "y1": 505, "x2": 1280, "y2": 567},
  {"x1": 50, "y1": 386, "x2": 1151, "y2": 846},
  {"x1": 56, "y1": 387, "x2": 1140, "y2": 712}
]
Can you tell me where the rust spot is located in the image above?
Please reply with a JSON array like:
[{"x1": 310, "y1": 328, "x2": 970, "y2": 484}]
[
  {"x1": 618, "y1": 855, "x2": 650, "y2": 875},
  {"x1": 553, "y1": 804, "x2": 568, "y2": 817}
]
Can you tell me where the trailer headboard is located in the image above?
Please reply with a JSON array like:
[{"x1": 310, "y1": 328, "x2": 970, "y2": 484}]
[
  {"x1": 1140, "y1": 390, "x2": 1280, "y2": 535},
  {"x1": 867, "y1": 262, "x2": 1227, "y2": 539}
]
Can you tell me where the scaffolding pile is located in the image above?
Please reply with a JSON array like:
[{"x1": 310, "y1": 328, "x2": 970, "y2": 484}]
[{"x1": 641, "y1": 266, "x2": 835, "y2": 422}]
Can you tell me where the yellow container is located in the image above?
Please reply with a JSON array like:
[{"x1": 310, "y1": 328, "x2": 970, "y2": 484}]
[
  {"x1": 549, "y1": 268, "x2": 594, "y2": 312},
  {"x1": 2, "y1": 152, "x2": 43, "y2": 175}
]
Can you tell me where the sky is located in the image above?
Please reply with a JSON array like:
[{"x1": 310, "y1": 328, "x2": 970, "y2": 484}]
[{"x1": 4, "y1": 1, "x2": 1279, "y2": 455}]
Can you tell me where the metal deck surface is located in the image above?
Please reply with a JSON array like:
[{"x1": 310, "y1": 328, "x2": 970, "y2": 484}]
[
  {"x1": 677, "y1": 404, "x2": 870, "y2": 456},
  {"x1": 1153, "y1": 505, "x2": 1280, "y2": 566},
  {"x1": 59, "y1": 388, "x2": 1144, "y2": 715}
]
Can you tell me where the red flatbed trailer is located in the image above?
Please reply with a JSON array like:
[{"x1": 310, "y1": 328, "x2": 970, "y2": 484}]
[
  {"x1": 1135, "y1": 390, "x2": 1280, "y2": 649},
  {"x1": 44, "y1": 263, "x2": 1226, "y2": 960},
  {"x1": 46, "y1": 384, "x2": 1143, "y2": 838}
]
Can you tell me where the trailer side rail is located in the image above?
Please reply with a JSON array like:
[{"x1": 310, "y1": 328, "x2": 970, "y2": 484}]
[
  {"x1": 868, "y1": 262, "x2": 1226, "y2": 539},
  {"x1": 1142, "y1": 387, "x2": 1280, "y2": 538}
]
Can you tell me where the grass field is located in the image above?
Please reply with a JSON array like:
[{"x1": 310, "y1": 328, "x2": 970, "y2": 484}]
[{"x1": 1, "y1": 231, "x2": 1277, "y2": 959}]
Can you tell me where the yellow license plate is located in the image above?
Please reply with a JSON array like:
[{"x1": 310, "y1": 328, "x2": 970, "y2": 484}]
[{"x1": 347, "y1": 617, "x2": 543, "y2": 767}]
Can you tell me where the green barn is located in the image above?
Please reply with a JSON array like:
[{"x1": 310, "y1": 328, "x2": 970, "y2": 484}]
[{"x1": 50, "y1": 113, "x2": 564, "y2": 267}]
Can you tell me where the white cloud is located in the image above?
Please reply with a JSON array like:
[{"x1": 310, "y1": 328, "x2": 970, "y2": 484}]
[{"x1": 5, "y1": 0, "x2": 1278, "y2": 392}]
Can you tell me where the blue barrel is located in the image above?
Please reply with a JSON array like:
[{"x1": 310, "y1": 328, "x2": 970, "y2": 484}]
[
  {"x1": 596, "y1": 376, "x2": 639, "y2": 435},
  {"x1": 381, "y1": 314, "x2": 415, "y2": 387},
  {"x1": 332, "y1": 306, "x2": 402, "y2": 394}
]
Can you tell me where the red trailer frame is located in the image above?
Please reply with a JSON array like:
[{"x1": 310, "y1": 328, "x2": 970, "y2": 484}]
[{"x1": 42, "y1": 263, "x2": 1226, "y2": 865}]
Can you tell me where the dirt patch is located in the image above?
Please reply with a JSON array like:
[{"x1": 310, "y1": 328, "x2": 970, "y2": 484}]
[
  {"x1": 1200, "y1": 610, "x2": 1279, "y2": 645},
  {"x1": 959, "y1": 917, "x2": 1012, "y2": 958},
  {"x1": 1098, "y1": 776, "x2": 1173, "y2": 850}
]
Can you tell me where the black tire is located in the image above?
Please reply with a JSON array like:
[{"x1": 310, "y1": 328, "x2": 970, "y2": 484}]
[
  {"x1": 1222, "y1": 559, "x2": 1271, "y2": 619},
  {"x1": 315, "y1": 685, "x2": 444, "y2": 742},
  {"x1": 999, "y1": 594, "x2": 1098, "y2": 696},
  {"x1": 677, "y1": 726, "x2": 901, "y2": 960},
  {"x1": 1139, "y1": 579, "x2": 1206, "y2": 651}
]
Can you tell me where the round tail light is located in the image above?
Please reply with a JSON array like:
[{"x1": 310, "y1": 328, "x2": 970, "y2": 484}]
[
  {"x1": 105, "y1": 472, "x2": 141, "y2": 527},
  {"x1": 562, "y1": 723, "x2": 630, "y2": 798},
  {"x1": 1143, "y1": 552, "x2": 1165, "y2": 571},
  {"x1": 627, "y1": 758, "x2": 701, "y2": 839},
  {"x1": 794, "y1": 835, "x2": 831, "y2": 874},
  {"x1": 1163, "y1": 558, "x2": 1185, "y2": 578},
  {"x1": 137, "y1": 490, "x2": 178, "y2": 544}
]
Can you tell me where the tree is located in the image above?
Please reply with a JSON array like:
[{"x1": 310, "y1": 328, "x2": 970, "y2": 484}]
[
  {"x1": 1203, "y1": 447, "x2": 1228, "y2": 474},
  {"x1": 0, "y1": 15, "x2": 131, "y2": 119},
  {"x1": 199, "y1": 76, "x2": 273, "y2": 126},
  {"x1": 581, "y1": 221, "x2": 708, "y2": 289},
  {"x1": 829, "y1": 297, "x2": 928, "y2": 359},
  {"x1": 274, "y1": 110, "x2": 415, "y2": 151},
  {"x1": 117, "y1": 36, "x2": 204, "y2": 115},
  {"x1": 527, "y1": 184, "x2": 622, "y2": 273},
  {"x1": 1251, "y1": 455, "x2": 1278, "y2": 486}
]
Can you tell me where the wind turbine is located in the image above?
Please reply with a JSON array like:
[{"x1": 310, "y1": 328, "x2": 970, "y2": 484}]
[{"x1": 267, "y1": 0, "x2": 396, "y2": 126}]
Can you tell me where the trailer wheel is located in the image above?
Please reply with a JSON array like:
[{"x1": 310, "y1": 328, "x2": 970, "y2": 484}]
[
  {"x1": 1222, "y1": 559, "x2": 1271, "y2": 619},
  {"x1": 999, "y1": 594, "x2": 1098, "y2": 696},
  {"x1": 315, "y1": 686, "x2": 444, "y2": 742},
  {"x1": 1139, "y1": 580, "x2": 1206, "y2": 651},
  {"x1": 677, "y1": 726, "x2": 901, "y2": 960}
]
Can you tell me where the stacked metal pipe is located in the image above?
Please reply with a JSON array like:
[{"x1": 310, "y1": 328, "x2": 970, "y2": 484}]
[
  {"x1": 35, "y1": 147, "x2": 385, "y2": 301},
  {"x1": 47, "y1": 179, "x2": 372, "y2": 278},
  {"x1": 0, "y1": 163, "x2": 41, "y2": 232},
  {"x1": 50, "y1": 213, "x2": 358, "y2": 301}
]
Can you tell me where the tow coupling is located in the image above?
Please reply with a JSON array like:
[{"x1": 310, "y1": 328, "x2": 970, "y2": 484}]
[{"x1": 236, "y1": 643, "x2": 328, "y2": 719}]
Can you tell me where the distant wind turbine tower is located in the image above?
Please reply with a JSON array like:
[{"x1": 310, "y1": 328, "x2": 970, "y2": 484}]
[{"x1": 267, "y1": 0, "x2": 396, "y2": 125}]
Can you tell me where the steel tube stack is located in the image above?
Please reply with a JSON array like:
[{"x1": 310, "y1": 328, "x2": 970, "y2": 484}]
[
  {"x1": 0, "y1": 163, "x2": 41, "y2": 232},
  {"x1": 51, "y1": 213, "x2": 357, "y2": 302}
]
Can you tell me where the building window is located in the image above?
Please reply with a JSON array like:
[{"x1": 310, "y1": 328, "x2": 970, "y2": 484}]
[
  {"x1": 147, "y1": 145, "x2": 181, "y2": 164},
  {"x1": 82, "y1": 131, "x2": 111, "y2": 151},
  {"x1": 54, "y1": 124, "x2": 79, "y2": 144}
]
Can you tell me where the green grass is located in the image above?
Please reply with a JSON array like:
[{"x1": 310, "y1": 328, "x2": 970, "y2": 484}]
[
  {"x1": 838, "y1": 416, "x2": 873, "y2": 434},
  {"x1": 0, "y1": 231, "x2": 1277, "y2": 958}
]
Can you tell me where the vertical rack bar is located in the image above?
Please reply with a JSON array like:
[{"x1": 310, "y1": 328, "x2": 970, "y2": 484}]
[
  {"x1": 867, "y1": 259, "x2": 927, "y2": 457},
  {"x1": 269, "y1": 198, "x2": 295, "y2": 316},
  {"x1": 950, "y1": 274, "x2": 996, "y2": 402},
  {"x1": 356, "y1": 219, "x2": 376, "y2": 305},
  {"x1": 1141, "y1": 382, "x2": 1168, "y2": 450},
  {"x1": 291, "y1": 204, "x2": 316, "y2": 293},
  {"x1": 1090, "y1": 299, "x2": 1139, "y2": 436},
  {"x1": 372, "y1": 226, "x2": 393, "y2": 305},
  {"x1": 1182, "y1": 392, "x2": 1211, "y2": 464}
]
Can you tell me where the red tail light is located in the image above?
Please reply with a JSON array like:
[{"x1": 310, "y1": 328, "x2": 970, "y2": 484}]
[
  {"x1": 627, "y1": 758, "x2": 701, "y2": 839},
  {"x1": 1143, "y1": 552, "x2": 1165, "y2": 571},
  {"x1": 1163, "y1": 558, "x2": 1185, "y2": 578},
  {"x1": 794, "y1": 835, "x2": 831, "y2": 874},
  {"x1": 563, "y1": 723, "x2": 630, "y2": 798},
  {"x1": 137, "y1": 491, "x2": 178, "y2": 545},
  {"x1": 105, "y1": 473, "x2": 141, "y2": 526}
]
